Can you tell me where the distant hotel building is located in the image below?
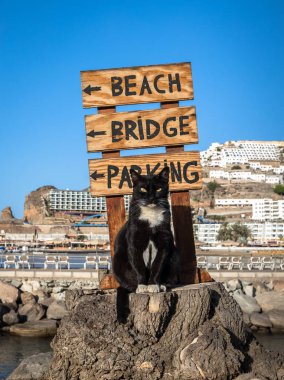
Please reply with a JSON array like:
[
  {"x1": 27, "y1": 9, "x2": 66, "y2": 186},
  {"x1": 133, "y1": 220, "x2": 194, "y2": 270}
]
[
  {"x1": 48, "y1": 189, "x2": 131, "y2": 213},
  {"x1": 215, "y1": 198, "x2": 284, "y2": 221},
  {"x1": 201, "y1": 140, "x2": 283, "y2": 168},
  {"x1": 195, "y1": 222, "x2": 284, "y2": 244}
]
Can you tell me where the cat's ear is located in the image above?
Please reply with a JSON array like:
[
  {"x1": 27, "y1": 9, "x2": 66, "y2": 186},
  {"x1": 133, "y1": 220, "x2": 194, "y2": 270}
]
[
  {"x1": 130, "y1": 169, "x2": 141, "y2": 186},
  {"x1": 158, "y1": 166, "x2": 169, "y2": 182}
]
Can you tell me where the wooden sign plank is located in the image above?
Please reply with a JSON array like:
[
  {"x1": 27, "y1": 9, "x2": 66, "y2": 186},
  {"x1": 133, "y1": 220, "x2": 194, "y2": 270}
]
[
  {"x1": 81, "y1": 62, "x2": 193, "y2": 108},
  {"x1": 89, "y1": 151, "x2": 202, "y2": 197},
  {"x1": 85, "y1": 106, "x2": 198, "y2": 152}
]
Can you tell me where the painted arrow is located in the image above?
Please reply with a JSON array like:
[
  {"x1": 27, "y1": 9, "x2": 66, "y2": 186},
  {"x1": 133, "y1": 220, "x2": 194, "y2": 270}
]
[
  {"x1": 90, "y1": 171, "x2": 105, "y2": 181},
  {"x1": 87, "y1": 130, "x2": 106, "y2": 138},
  {"x1": 83, "y1": 85, "x2": 102, "y2": 95}
]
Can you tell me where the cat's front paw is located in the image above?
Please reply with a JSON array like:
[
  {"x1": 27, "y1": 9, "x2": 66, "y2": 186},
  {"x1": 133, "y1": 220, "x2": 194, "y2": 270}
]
[
  {"x1": 136, "y1": 284, "x2": 148, "y2": 294},
  {"x1": 147, "y1": 284, "x2": 166, "y2": 293}
]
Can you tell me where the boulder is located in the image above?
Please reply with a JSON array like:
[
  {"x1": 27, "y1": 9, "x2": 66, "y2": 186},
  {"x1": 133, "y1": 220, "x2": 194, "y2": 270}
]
[
  {"x1": 6, "y1": 352, "x2": 52, "y2": 380},
  {"x1": 33, "y1": 289, "x2": 49, "y2": 303},
  {"x1": 2, "y1": 309, "x2": 19, "y2": 325},
  {"x1": 21, "y1": 291, "x2": 36, "y2": 305},
  {"x1": 250, "y1": 312, "x2": 272, "y2": 328},
  {"x1": 233, "y1": 293, "x2": 261, "y2": 314},
  {"x1": 273, "y1": 281, "x2": 284, "y2": 292},
  {"x1": 51, "y1": 292, "x2": 66, "y2": 301},
  {"x1": 267, "y1": 310, "x2": 284, "y2": 330},
  {"x1": 47, "y1": 300, "x2": 68, "y2": 320},
  {"x1": 256, "y1": 291, "x2": 284, "y2": 313},
  {"x1": 11, "y1": 280, "x2": 22, "y2": 288},
  {"x1": 255, "y1": 282, "x2": 270, "y2": 296},
  {"x1": 10, "y1": 319, "x2": 58, "y2": 337},
  {"x1": 0, "y1": 303, "x2": 10, "y2": 319},
  {"x1": 19, "y1": 302, "x2": 46, "y2": 322},
  {"x1": 243, "y1": 285, "x2": 255, "y2": 298},
  {"x1": 0, "y1": 280, "x2": 19, "y2": 304},
  {"x1": 21, "y1": 280, "x2": 41, "y2": 294},
  {"x1": 40, "y1": 297, "x2": 54, "y2": 308},
  {"x1": 227, "y1": 279, "x2": 242, "y2": 291},
  {"x1": 51, "y1": 286, "x2": 63, "y2": 294}
]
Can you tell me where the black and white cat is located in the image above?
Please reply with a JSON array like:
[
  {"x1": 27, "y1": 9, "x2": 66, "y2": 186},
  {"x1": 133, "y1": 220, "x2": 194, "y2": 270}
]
[{"x1": 113, "y1": 166, "x2": 179, "y2": 293}]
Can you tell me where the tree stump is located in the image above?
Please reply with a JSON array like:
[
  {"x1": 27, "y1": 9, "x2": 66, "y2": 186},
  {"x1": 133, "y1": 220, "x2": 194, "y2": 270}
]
[{"x1": 45, "y1": 283, "x2": 284, "y2": 380}]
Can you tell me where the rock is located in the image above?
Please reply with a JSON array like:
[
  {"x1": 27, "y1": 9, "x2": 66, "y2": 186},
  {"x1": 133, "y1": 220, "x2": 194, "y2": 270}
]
[
  {"x1": 250, "y1": 312, "x2": 272, "y2": 328},
  {"x1": 11, "y1": 280, "x2": 22, "y2": 288},
  {"x1": 273, "y1": 281, "x2": 284, "y2": 292},
  {"x1": 267, "y1": 310, "x2": 284, "y2": 330},
  {"x1": 21, "y1": 291, "x2": 36, "y2": 305},
  {"x1": 19, "y1": 302, "x2": 46, "y2": 322},
  {"x1": 243, "y1": 285, "x2": 255, "y2": 298},
  {"x1": 21, "y1": 280, "x2": 41, "y2": 294},
  {"x1": 33, "y1": 289, "x2": 49, "y2": 303},
  {"x1": 266, "y1": 281, "x2": 274, "y2": 290},
  {"x1": 0, "y1": 280, "x2": 19, "y2": 304},
  {"x1": 51, "y1": 292, "x2": 66, "y2": 301},
  {"x1": 51, "y1": 286, "x2": 63, "y2": 293},
  {"x1": 45, "y1": 283, "x2": 284, "y2": 380},
  {"x1": 24, "y1": 185, "x2": 56, "y2": 224},
  {"x1": 233, "y1": 293, "x2": 261, "y2": 314},
  {"x1": 1, "y1": 206, "x2": 14, "y2": 220},
  {"x1": 46, "y1": 300, "x2": 68, "y2": 320},
  {"x1": 10, "y1": 319, "x2": 58, "y2": 337},
  {"x1": 256, "y1": 291, "x2": 284, "y2": 313},
  {"x1": 255, "y1": 282, "x2": 270, "y2": 296},
  {"x1": 3, "y1": 309, "x2": 19, "y2": 325},
  {"x1": 40, "y1": 297, "x2": 54, "y2": 308},
  {"x1": 6, "y1": 352, "x2": 52, "y2": 379},
  {"x1": 20, "y1": 281, "x2": 33, "y2": 293},
  {"x1": 3, "y1": 301, "x2": 18, "y2": 311},
  {"x1": 227, "y1": 279, "x2": 242, "y2": 291},
  {"x1": 0, "y1": 303, "x2": 10, "y2": 318},
  {"x1": 242, "y1": 313, "x2": 251, "y2": 325}
]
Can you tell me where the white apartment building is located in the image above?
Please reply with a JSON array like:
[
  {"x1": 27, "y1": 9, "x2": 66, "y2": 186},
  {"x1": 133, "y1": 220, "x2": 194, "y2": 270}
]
[
  {"x1": 49, "y1": 189, "x2": 131, "y2": 213},
  {"x1": 202, "y1": 141, "x2": 281, "y2": 168},
  {"x1": 274, "y1": 166, "x2": 284, "y2": 175},
  {"x1": 252, "y1": 199, "x2": 284, "y2": 221},
  {"x1": 215, "y1": 199, "x2": 255, "y2": 208},
  {"x1": 209, "y1": 170, "x2": 282, "y2": 184},
  {"x1": 195, "y1": 222, "x2": 284, "y2": 244},
  {"x1": 215, "y1": 198, "x2": 284, "y2": 221}
]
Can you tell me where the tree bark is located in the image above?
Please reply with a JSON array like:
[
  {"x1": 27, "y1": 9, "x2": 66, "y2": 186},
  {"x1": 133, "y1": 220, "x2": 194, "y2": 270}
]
[{"x1": 45, "y1": 283, "x2": 284, "y2": 380}]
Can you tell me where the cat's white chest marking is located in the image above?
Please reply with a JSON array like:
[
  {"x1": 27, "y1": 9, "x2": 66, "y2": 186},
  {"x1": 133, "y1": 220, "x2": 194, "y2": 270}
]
[
  {"x1": 139, "y1": 206, "x2": 165, "y2": 228},
  {"x1": 143, "y1": 240, "x2": 157, "y2": 268}
]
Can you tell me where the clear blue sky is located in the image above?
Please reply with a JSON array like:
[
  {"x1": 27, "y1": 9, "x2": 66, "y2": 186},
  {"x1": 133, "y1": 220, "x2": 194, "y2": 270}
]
[{"x1": 0, "y1": 0, "x2": 283, "y2": 218}]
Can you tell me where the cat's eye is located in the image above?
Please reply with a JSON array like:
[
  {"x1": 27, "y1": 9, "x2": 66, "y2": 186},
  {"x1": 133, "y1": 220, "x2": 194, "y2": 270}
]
[
  {"x1": 140, "y1": 187, "x2": 147, "y2": 193},
  {"x1": 156, "y1": 188, "x2": 162, "y2": 193}
]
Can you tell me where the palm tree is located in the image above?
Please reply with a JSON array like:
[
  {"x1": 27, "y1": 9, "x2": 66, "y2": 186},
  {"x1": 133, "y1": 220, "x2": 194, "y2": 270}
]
[{"x1": 207, "y1": 181, "x2": 221, "y2": 208}]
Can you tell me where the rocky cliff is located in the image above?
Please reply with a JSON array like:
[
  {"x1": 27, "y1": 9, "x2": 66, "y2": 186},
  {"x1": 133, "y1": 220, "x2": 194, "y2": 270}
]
[
  {"x1": 0, "y1": 206, "x2": 15, "y2": 221},
  {"x1": 24, "y1": 186, "x2": 56, "y2": 224}
]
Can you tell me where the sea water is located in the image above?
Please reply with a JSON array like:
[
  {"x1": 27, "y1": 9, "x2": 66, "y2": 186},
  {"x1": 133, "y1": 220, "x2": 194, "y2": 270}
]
[{"x1": 0, "y1": 333, "x2": 52, "y2": 380}]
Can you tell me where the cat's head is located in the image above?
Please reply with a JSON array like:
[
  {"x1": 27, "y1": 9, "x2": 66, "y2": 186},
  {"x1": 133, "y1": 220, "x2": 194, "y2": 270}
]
[{"x1": 130, "y1": 167, "x2": 169, "y2": 206}]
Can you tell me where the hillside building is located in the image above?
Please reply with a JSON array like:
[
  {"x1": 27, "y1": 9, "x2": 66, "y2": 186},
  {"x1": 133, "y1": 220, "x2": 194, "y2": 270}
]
[
  {"x1": 195, "y1": 222, "x2": 284, "y2": 244},
  {"x1": 48, "y1": 189, "x2": 131, "y2": 213}
]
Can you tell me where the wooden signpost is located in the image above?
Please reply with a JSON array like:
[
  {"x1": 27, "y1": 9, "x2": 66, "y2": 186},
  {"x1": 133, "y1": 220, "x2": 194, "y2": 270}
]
[{"x1": 80, "y1": 62, "x2": 202, "y2": 287}]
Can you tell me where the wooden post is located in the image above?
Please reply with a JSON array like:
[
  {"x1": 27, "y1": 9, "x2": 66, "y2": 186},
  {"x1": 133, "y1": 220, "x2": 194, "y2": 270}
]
[
  {"x1": 98, "y1": 106, "x2": 126, "y2": 289},
  {"x1": 161, "y1": 101, "x2": 197, "y2": 284}
]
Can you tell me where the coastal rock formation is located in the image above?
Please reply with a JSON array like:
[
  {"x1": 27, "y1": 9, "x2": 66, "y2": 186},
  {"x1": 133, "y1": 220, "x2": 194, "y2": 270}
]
[
  {"x1": 45, "y1": 283, "x2": 284, "y2": 380},
  {"x1": 0, "y1": 280, "x2": 19, "y2": 304},
  {"x1": 7, "y1": 352, "x2": 53, "y2": 380},
  {"x1": 24, "y1": 185, "x2": 55, "y2": 224},
  {"x1": 0, "y1": 206, "x2": 14, "y2": 220}
]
